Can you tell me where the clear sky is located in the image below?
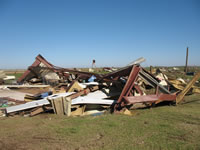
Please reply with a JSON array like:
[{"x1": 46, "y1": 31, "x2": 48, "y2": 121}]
[{"x1": 0, "y1": 0, "x2": 199, "y2": 69}]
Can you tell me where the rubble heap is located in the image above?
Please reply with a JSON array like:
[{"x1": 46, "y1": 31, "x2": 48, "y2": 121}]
[{"x1": 1, "y1": 54, "x2": 200, "y2": 117}]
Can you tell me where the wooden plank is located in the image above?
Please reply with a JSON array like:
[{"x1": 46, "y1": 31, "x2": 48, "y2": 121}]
[
  {"x1": 71, "y1": 105, "x2": 86, "y2": 116},
  {"x1": 64, "y1": 97, "x2": 71, "y2": 116},
  {"x1": 50, "y1": 97, "x2": 71, "y2": 116},
  {"x1": 66, "y1": 81, "x2": 83, "y2": 92},
  {"x1": 43, "y1": 105, "x2": 53, "y2": 110},
  {"x1": 47, "y1": 86, "x2": 99, "y2": 101},
  {"x1": 50, "y1": 99, "x2": 56, "y2": 114},
  {"x1": 53, "y1": 97, "x2": 64, "y2": 115},
  {"x1": 30, "y1": 107, "x2": 44, "y2": 116},
  {"x1": 176, "y1": 72, "x2": 200, "y2": 104},
  {"x1": 68, "y1": 85, "x2": 99, "y2": 100},
  {"x1": 0, "y1": 85, "x2": 50, "y2": 88}
]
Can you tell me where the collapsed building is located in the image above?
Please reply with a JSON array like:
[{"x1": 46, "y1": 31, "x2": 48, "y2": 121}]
[{"x1": 1, "y1": 54, "x2": 200, "y2": 117}]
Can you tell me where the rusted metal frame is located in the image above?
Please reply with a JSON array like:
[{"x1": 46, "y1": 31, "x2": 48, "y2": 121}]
[
  {"x1": 29, "y1": 66, "x2": 101, "y2": 81},
  {"x1": 139, "y1": 69, "x2": 170, "y2": 94},
  {"x1": 19, "y1": 54, "x2": 100, "y2": 83},
  {"x1": 126, "y1": 74, "x2": 144, "y2": 97},
  {"x1": 28, "y1": 66, "x2": 58, "y2": 79},
  {"x1": 36, "y1": 54, "x2": 54, "y2": 68},
  {"x1": 138, "y1": 74, "x2": 154, "y2": 88},
  {"x1": 156, "y1": 85, "x2": 159, "y2": 95},
  {"x1": 58, "y1": 68, "x2": 102, "y2": 78},
  {"x1": 134, "y1": 84, "x2": 144, "y2": 95},
  {"x1": 114, "y1": 66, "x2": 173, "y2": 111},
  {"x1": 18, "y1": 59, "x2": 41, "y2": 83},
  {"x1": 57, "y1": 71, "x2": 70, "y2": 80},
  {"x1": 125, "y1": 75, "x2": 138, "y2": 97},
  {"x1": 75, "y1": 74, "x2": 82, "y2": 80},
  {"x1": 18, "y1": 54, "x2": 55, "y2": 83},
  {"x1": 129, "y1": 90, "x2": 134, "y2": 96},
  {"x1": 155, "y1": 94, "x2": 177, "y2": 104},
  {"x1": 56, "y1": 68, "x2": 102, "y2": 80},
  {"x1": 123, "y1": 94, "x2": 176, "y2": 105},
  {"x1": 101, "y1": 65, "x2": 133, "y2": 81},
  {"x1": 118, "y1": 65, "x2": 141, "y2": 103},
  {"x1": 27, "y1": 67, "x2": 40, "y2": 78},
  {"x1": 114, "y1": 65, "x2": 141, "y2": 110},
  {"x1": 113, "y1": 76, "x2": 120, "y2": 81},
  {"x1": 34, "y1": 66, "x2": 102, "y2": 79}
]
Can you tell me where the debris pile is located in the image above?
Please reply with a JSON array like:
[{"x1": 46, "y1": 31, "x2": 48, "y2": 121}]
[
  {"x1": 1, "y1": 54, "x2": 200, "y2": 117},
  {"x1": 0, "y1": 70, "x2": 16, "y2": 85}
]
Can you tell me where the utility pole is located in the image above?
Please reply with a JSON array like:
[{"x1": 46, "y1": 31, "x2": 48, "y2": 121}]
[{"x1": 184, "y1": 47, "x2": 189, "y2": 74}]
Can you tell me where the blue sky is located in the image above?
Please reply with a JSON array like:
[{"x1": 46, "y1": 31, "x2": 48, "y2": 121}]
[{"x1": 0, "y1": 0, "x2": 199, "y2": 69}]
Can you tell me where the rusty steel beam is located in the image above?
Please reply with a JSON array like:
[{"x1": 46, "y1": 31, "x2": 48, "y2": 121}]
[
  {"x1": 134, "y1": 84, "x2": 144, "y2": 95},
  {"x1": 101, "y1": 65, "x2": 133, "y2": 81},
  {"x1": 19, "y1": 54, "x2": 104, "y2": 84},
  {"x1": 139, "y1": 69, "x2": 170, "y2": 94},
  {"x1": 29, "y1": 66, "x2": 102, "y2": 80},
  {"x1": 58, "y1": 68, "x2": 102, "y2": 79},
  {"x1": 18, "y1": 54, "x2": 55, "y2": 83},
  {"x1": 35, "y1": 54, "x2": 54, "y2": 68},
  {"x1": 114, "y1": 65, "x2": 141, "y2": 110},
  {"x1": 19, "y1": 54, "x2": 142, "y2": 84},
  {"x1": 18, "y1": 59, "x2": 41, "y2": 83},
  {"x1": 114, "y1": 65, "x2": 175, "y2": 111},
  {"x1": 123, "y1": 94, "x2": 176, "y2": 105}
]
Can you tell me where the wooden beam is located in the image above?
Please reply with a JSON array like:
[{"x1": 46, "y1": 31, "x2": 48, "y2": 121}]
[
  {"x1": 64, "y1": 97, "x2": 71, "y2": 116},
  {"x1": 30, "y1": 107, "x2": 44, "y2": 116},
  {"x1": 176, "y1": 72, "x2": 200, "y2": 104}
]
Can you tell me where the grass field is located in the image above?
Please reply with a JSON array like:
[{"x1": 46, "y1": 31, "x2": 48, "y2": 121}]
[
  {"x1": 0, "y1": 94, "x2": 200, "y2": 150},
  {"x1": 5, "y1": 73, "x2": 24, "y2": 81}
]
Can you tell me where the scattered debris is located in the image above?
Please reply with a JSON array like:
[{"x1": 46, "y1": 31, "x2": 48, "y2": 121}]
[
  {"x1": 0, "y1": 70, "x2": 16, "y2": 84},
  {"x1": 1, "y1": 54, "x2": 200, "y2": 118}
]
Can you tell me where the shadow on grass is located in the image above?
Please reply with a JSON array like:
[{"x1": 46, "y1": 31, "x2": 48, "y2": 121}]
[{"x1": 181, "y1": 99, "x2": 200, "y2": 104}]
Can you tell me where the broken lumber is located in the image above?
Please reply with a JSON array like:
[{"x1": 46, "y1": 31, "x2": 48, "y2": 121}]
[
  {"x1": 176, "y1": 72, "x2": 200, "y2": 104},
  {"x1": 30, "y1": 107, "x2": 44, "y2": 116}
]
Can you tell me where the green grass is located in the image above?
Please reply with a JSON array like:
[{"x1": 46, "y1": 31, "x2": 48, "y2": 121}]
[
  {"x1": 6, "y1": 73, "x2": 23, "y2": 80},
  {"x1": 3, "y1": 73, "x2": 23, "y2": 84},
  {"x1": 0, "y1": 94, "x2": 200, "y2": 150}
]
